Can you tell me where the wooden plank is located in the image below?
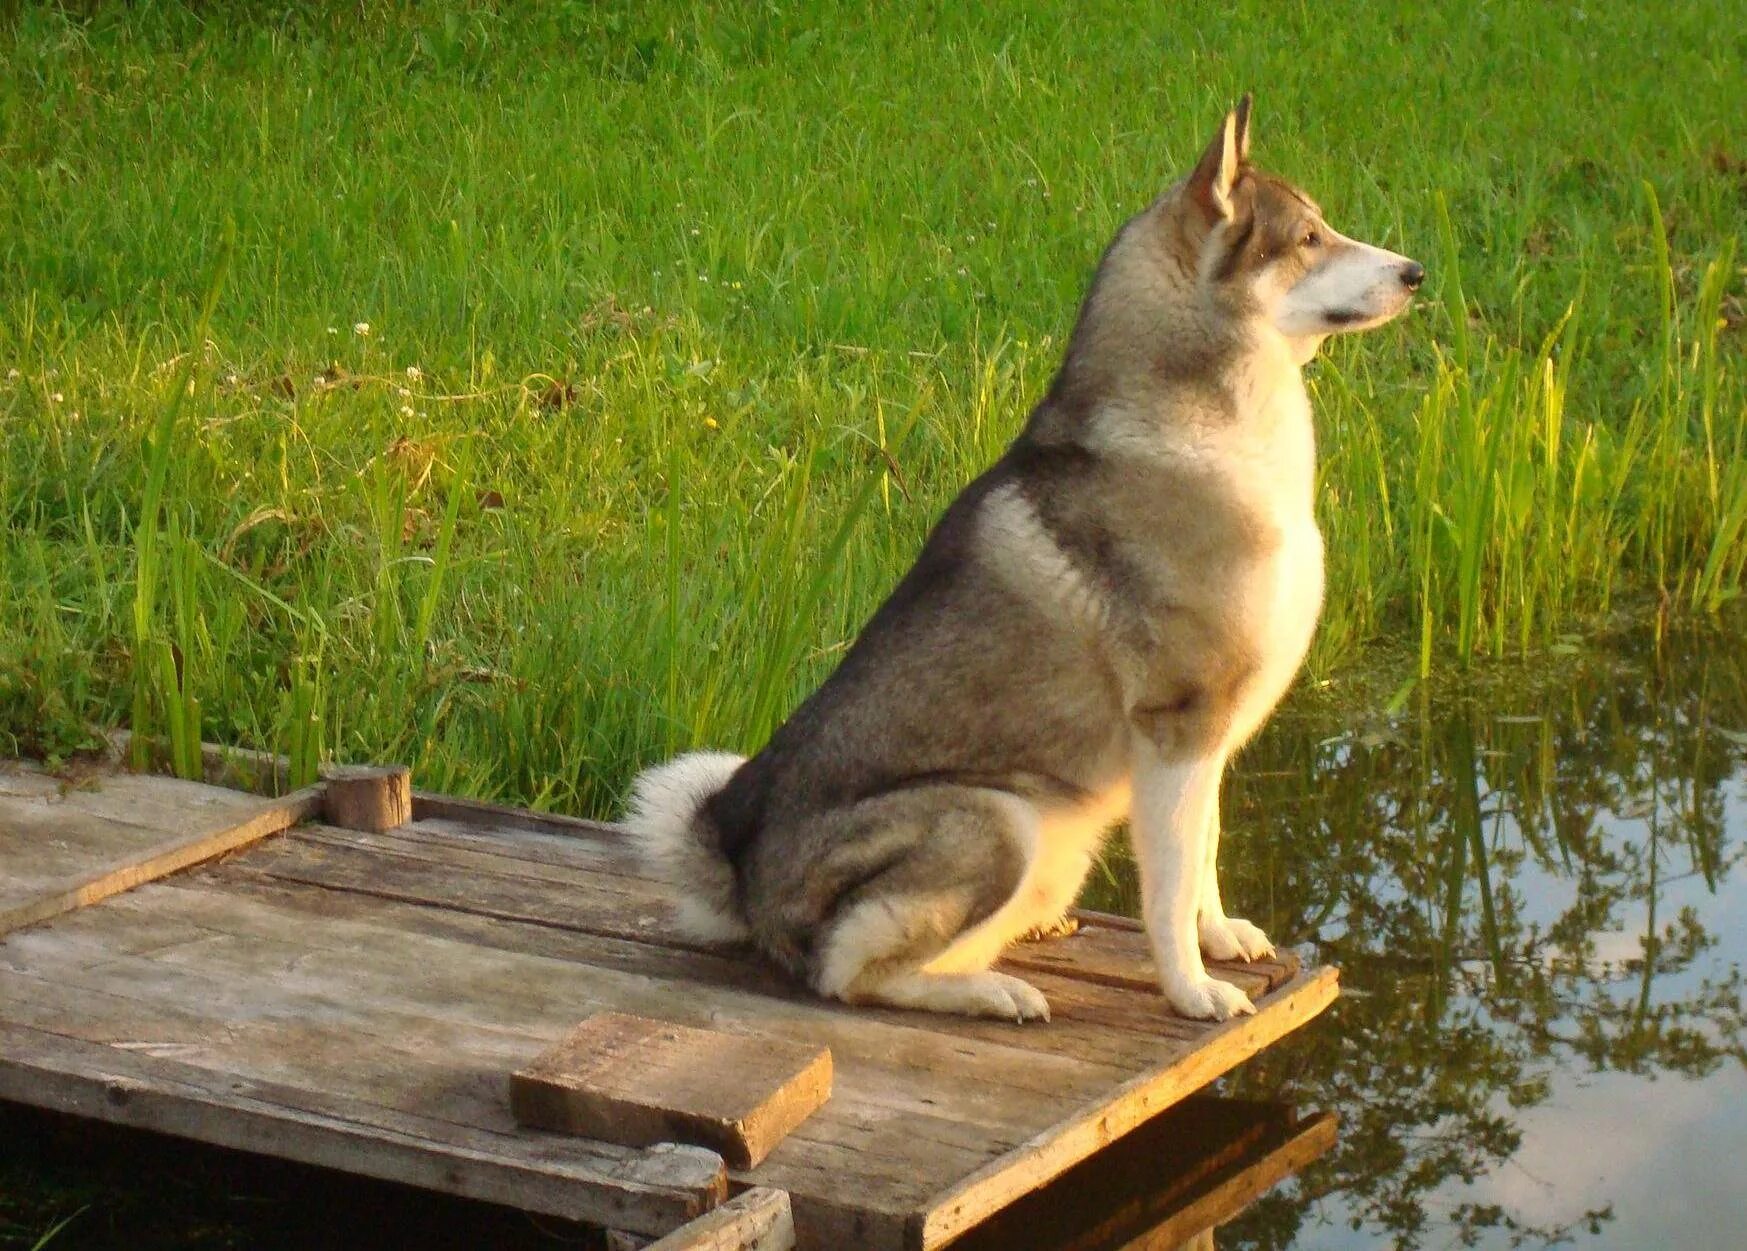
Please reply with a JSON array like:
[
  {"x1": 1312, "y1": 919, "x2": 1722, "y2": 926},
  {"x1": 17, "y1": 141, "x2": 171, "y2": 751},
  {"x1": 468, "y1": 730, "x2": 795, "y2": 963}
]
[
  {"x1": 1006, "y1": 911, "x2": 1300, "y2": 997},
  {"x1": 0, "y1": 945, "x2": 928, "y2": 1251},
  {"x1": 511, "y1": 1014, "x2": 832, "y2": 1169},
  {"x1": 917, "y1": 965, "x2": 1339, "y2": 1248},
  {"x1": 0, "y1": 1019, "x2": 726, "y2": 1235},
  {"x1": 0, "y1": 877, "x2": 1064, "y2": 1247},
  {"x1": 1, "y1": 876, "x2": 1114, "y2": 1125},
  {"x1": 0, "y1": 762, "x2": 319, "y2": 936},
  {"x1": 104, "y1": 730, "x2": 296, "y2": 796},
  {"x1": 251, "y1": 824, "x2": 1282, "y2": 1021},
  {"x1": 647, "y1": 1188, "x2": 795, "y2": 1251},
  {"x1": 413, "y1": 791, "x2": 625, "y2": 842},
  {"x1": 227, "y1": 836, "x2": 1269, "y2": 1068},
  {"x1": 320, "y1": 816, "x2": 1297, "y2": 1004},
  {"x1": 88, "y1": 873, "x2": 1320, "y2": 1244}
]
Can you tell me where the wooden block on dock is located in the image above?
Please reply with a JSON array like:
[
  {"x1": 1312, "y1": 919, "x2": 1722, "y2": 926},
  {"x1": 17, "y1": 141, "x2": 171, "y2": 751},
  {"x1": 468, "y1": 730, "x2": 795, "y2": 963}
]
[
  {"x1": 320, "y1": 764, "x2": 412, "y2": 833},
  {"x1": 510, "y1": 1013, "x2": 832, "y2": 1169}
]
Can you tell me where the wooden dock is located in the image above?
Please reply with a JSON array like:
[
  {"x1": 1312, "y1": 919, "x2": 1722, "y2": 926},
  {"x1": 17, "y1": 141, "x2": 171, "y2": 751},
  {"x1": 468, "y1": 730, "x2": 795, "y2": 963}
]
[{"x1": 0, "y1": 752, "x2": 1338, "y2": 1249}]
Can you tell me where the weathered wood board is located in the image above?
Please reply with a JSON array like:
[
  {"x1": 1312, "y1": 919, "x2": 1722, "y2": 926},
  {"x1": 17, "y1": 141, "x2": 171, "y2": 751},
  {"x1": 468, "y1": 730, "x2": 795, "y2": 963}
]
[
  {"x1": 0, "y1": 760, "x2": 1338, "y2": 1249},
  {"x1": 511, "y1": 1012, "x2": 832, "y2": 1168},
  {"x1": 648, "y1": 1187, "x2": 796, "y2": 1251},
  {"x1": 0, "y1": 1018, "x2": 727, "y2": 1232},
  {"x1": 0, "y1": 760, "x2": 318, "y2": 937}
]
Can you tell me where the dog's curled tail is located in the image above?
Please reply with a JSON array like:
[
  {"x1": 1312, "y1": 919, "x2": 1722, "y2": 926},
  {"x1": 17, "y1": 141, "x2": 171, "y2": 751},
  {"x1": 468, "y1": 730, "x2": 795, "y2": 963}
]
[{"x1": 623, "y1": 750, "x2": 749, "y2": 943}]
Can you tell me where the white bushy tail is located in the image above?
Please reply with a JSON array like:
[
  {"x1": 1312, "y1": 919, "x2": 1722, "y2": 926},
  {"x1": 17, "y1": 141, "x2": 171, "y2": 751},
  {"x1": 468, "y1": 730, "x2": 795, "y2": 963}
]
[{"x1": 623, "y1": 750, "x2": 749, "y2": 943}]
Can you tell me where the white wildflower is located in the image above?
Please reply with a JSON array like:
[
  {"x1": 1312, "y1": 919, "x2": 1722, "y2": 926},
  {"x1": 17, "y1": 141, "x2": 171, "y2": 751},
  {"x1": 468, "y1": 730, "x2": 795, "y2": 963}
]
[{"x1": 353, "y1": 322, "x2": 370, "y2": 337}]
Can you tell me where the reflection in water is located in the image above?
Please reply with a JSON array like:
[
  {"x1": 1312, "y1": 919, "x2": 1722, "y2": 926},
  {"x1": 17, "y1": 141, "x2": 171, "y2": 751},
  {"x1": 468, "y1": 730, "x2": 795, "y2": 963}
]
[
  {"x1": 953, "y1": 1097, "x2": 1335, "y2": 1251},
  {"x1": 1090, "y1": 625, "x2": 1747, "y2": 1249}
]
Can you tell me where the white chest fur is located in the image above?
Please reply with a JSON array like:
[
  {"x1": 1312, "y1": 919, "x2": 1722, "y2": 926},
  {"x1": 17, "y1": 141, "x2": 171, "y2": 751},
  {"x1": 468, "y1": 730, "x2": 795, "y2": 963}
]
[{"x1": 1222, "y1": 361, "x2": 1326, "y2": 747}]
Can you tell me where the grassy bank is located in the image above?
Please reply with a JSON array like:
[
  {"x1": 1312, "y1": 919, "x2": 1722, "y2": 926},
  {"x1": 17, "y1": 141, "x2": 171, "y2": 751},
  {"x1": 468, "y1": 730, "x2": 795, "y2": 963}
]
[{"x1": 1, "y1": 1, "x2": 1744, "y2": 814}]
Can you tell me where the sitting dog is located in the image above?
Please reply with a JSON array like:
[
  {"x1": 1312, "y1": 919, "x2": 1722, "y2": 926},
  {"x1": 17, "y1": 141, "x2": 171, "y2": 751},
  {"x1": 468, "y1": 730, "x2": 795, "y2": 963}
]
[{"x1": 626, "y1": 97, "x2": 1422, "y2": 1022}]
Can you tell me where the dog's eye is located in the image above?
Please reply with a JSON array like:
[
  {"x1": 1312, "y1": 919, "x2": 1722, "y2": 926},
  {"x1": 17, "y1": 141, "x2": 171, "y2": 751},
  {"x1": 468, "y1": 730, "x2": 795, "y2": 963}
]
[{"x1": 1300, "y1": 229, "x2": 1322, "y2": 249}]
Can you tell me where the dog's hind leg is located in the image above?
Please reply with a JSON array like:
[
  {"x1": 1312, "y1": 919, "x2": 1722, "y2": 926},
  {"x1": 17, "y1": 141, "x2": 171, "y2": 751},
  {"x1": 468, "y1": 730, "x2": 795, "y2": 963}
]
[
  {"x1": 927, "y1": 825, "x2": 1101, "y2": 973},
  {"x1": 807, "y1": 787, "x2": 1052, "y2": 1023}
]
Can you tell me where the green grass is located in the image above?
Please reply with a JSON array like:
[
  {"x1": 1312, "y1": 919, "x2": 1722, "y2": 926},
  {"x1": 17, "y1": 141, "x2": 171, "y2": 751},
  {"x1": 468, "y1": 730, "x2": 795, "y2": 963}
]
[{"x1": 1, "y1": 1, "x2": 1744, "y2": 813}]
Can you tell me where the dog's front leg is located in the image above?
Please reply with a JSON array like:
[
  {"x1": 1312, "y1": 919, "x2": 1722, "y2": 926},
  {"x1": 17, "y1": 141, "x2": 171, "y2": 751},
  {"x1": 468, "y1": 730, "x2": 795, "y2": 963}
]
[
  {"x1": 1197, "y1": 776, "x2": 1276, "y2": 963},
  {"x1": 1131, "y1": 736, "x2": 1256, "y2": 1021}
]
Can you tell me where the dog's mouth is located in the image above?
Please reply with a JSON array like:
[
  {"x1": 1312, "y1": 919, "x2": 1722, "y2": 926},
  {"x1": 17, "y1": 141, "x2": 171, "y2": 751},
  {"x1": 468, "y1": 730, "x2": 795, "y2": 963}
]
[{"x1": 1320, "y1": 289, "x2": 1417, "y2": 334}]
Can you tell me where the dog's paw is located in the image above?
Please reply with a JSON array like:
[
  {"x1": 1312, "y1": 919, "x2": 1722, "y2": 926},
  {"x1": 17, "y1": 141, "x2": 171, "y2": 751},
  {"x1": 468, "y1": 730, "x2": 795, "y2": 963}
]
[
  {"x1": 1161, "y1": 974, "x2": 1256, "y2": 1022},
  {"x1": 1225, "y1": 917, "x2": 1275, "y2": 961},
  {"x1": 1017, "y1": 912, "x2": 1081, "y2": 943},
  {"x1": 1198, "y1": 914, "x2": 1244, "y2": 961},
  {"x1": 970, "y1": 971, "x2": 1052, "y2": 1023},
  {"x1": 1200, "y1": 914, "x2": 1274, "y2": 962}
]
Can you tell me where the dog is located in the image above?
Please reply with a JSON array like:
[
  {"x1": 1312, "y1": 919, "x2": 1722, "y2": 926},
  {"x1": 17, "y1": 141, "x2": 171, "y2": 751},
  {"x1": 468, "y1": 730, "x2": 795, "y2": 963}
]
[{"x1": 625, "y1": 97, "x2": 1422, "y2": 1023}]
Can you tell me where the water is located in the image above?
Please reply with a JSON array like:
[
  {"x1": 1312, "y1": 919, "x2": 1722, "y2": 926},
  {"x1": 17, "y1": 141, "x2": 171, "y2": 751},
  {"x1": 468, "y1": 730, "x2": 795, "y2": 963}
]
[{"x1": 1087, "y1": 626, "x2": 1747, "y2": 1250}]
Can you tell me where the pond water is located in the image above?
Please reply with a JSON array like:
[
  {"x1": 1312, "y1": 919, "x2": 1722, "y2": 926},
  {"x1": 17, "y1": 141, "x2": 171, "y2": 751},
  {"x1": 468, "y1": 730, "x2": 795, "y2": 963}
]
[{"x1": 1085, "y1": 623, "x2": 1747, "y2": 1249}]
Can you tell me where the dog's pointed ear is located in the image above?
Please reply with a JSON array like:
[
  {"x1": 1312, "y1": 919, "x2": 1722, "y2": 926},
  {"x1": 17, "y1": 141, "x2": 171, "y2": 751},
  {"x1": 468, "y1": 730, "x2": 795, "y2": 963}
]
[
  {"x1": 1187, "y1": 95, "x2": 1252, "y2": 224},
  {"x1": 1232, "y1": 92, "x2": 1253, "y2": 163}
]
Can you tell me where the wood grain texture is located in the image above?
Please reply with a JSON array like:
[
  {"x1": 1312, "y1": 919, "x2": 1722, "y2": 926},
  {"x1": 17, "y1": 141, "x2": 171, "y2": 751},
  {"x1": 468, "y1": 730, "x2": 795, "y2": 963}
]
[
  {"x1": 0, "y1": 761, "x2": 318, "y2": 937},
  {"x1": 512, "y1": 1014, "x2": 831, "y2": 1168},
  {"x1": 0, "y1": 765, "x2": 1338, "y2": 1250},
  {"x1": 915, "y1": 966, "x2": 1339, "y2": 1248},
  {"x1": 321, "y1": 764, "x2": 412, "y2": 832},
  {"x1": 645, "y1": 1187, "x2": 795, "y2": 1251},
  {"x1": 0, "y1": 1019, "x2": 726, "y2": 1234}
]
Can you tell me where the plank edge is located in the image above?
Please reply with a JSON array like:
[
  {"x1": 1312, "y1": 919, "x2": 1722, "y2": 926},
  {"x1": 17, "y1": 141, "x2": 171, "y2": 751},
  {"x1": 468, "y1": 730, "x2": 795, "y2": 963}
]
[
  {"x1": 917, "y1": 964, "x2": 1340, "y2": 1247},
  {"x1": 0, "y1": 787, "x2": 321, "y2": 938}
]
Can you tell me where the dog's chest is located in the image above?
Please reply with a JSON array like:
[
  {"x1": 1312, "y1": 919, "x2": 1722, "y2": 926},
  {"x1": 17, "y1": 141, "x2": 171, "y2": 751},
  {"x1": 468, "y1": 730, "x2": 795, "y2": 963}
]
[{"x1": 1228, "y1": 377, "x2": 1325, "y2": 742}]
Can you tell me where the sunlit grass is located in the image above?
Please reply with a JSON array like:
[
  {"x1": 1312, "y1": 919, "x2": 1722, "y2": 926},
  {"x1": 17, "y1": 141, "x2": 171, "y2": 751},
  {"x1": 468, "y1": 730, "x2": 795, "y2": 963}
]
[{"x1": 0, "y1": 1, "x2": 1743, "y2": 813}]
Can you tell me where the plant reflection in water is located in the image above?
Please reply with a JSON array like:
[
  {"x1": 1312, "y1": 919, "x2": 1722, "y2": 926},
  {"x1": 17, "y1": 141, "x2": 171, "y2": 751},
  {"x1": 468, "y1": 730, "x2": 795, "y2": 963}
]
[{"x1": 1090, "y1": 623, "x2": 1747, "y2": 1249}]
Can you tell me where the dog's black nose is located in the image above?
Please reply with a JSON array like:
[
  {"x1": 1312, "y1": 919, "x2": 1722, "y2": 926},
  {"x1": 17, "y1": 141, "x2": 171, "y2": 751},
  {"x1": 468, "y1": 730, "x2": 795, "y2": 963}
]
[{"x1": 1400, "y1": 262, "x2": 1426, "y2": 291}]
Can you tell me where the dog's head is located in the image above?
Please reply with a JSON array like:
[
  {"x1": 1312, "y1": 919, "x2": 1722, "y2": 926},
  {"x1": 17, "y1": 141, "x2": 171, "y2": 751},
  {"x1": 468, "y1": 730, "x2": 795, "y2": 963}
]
[{"x1": 1171, "y1": 96, "x2": 1423, "y2": 360}]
